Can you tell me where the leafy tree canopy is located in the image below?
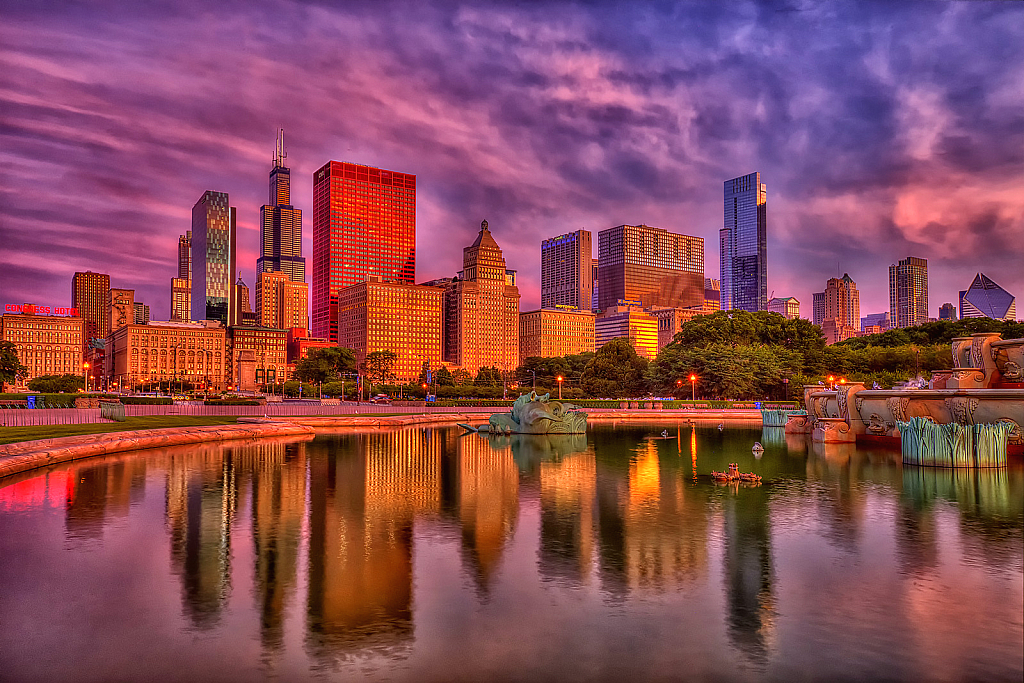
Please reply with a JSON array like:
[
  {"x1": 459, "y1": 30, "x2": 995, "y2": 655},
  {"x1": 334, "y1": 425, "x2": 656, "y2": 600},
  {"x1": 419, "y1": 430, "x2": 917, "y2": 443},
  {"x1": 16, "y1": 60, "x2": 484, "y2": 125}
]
[
  {"x1": 649, "y1": 343, "x2": 800, "y2": 400},
  {"x1": 580, "y1": 338, "x2": 648, "y2": 398},
  {"x1": 27, "y1": 373, "x2": 85, "y2": 393},
  {"x1": 434, "y1": 366, "x2": 454, "y2": 386},
  {"x1": 0, "y1": 341, "x2": 28, "y2": 384},
  {"x1": 362, "y1": 350, "x2": 398, "y2": 386},
  {"x1": 474, "y1": 366, "x2": 502, "y2": 386},
  {"x1": 293, "y1": 347, "x2": 357, "y2": 383}
]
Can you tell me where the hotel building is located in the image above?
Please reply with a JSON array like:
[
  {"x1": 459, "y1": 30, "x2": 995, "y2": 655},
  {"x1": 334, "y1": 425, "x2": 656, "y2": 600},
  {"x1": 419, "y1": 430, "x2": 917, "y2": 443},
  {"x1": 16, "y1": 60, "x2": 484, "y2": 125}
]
[
  {"x1": 889, "y1": 256, "x2": 928, "y2": 329},
  {"x1": 720, "y1": 172, "x2": 767, "y2": 312},
  {"x1": 71, "y1": 270, "x2": 110, "y2": 341},
  {"x1": 105, "y1": 320, "x2": 227, "y2": 391},
  {"x1": 519, "y1": 308, "x2": 596, "y2": 359},
  {"x1": 257, "y1": 131, "x2": 305, "y2": 284},
  {"x1": 443, "y1": 221, "x2": 520, "y2": 375},
  {"x1": 1, "y1": 311, "x2": 85, "y2": 387},
  {"x1": 191, "y1": 190, "x2": 236, "y2": 325},
  {"x1": 337, "y1": 278, "x2": 443, "y2": 383},
  {"x1": 596, "y1": 224, "x2": 704, "y2": 311},
  {"x1": 541, "y1": 229, "x2": 593, "y2": 311},
  {"x1": 595, "y1": 306, "x2": 659, "y2": 360},
  {"x1": 312, "y1": 161, "x2": 416, "y2": 342}
]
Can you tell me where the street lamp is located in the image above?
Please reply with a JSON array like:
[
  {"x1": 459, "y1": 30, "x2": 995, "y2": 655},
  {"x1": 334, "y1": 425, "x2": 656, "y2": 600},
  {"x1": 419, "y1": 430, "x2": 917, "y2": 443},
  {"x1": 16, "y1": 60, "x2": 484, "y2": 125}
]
[
  {"x1": 82, "y1": 362, "x2": 89, "y2": 392},
  {"x1": 676, "y1": 379, "x2": 683, "y2": 397},
  {"x1": 689, "y1": 373, "x2": 697, "y2": 401},
  {"x1": 827, "y1": 375, "x2": 835, "y2": 390},
  {"x1": 557, "y1": 375, "x2": 563, "y2": 400},
  {"x1": 528, "y1": 369, "x2": 536, "y2": 392}
]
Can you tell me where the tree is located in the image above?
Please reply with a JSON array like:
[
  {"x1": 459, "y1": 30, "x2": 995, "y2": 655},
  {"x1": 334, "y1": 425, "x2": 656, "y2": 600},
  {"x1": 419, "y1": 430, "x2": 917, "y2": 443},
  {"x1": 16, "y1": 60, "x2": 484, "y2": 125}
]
[
  {"x1": 474, "y1": 366, "x2": 501, "y2": 386},
  {"x1": 26, "y1": 373, "x2": 85, "y2": 393},
  {"x1": 434, "y1": 366, "x2": 454, "y2": 386},
  {"x1": 362, "y1": 350, "x2": 397, "y2": 386},
  {"x1": 650, "y1": 343, "x2": 800, "y2": 399},
  {"x1": 580, "y1": 338, "x2": 648, "y2": 397},
  {"x1": 293, "y1": 347, "x2": 357, "y2": 383},
  {"x1": 0, "y1": 341, "x2": 28, "y2": 386},
  {"x1": 451, "y1": 368, "x2": 472, "y2": 385}
]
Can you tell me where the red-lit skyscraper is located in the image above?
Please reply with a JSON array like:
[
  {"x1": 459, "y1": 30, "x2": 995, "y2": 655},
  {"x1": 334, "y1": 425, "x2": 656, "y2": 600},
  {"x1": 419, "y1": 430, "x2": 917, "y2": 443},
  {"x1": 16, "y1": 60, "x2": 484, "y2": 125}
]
[{"x1": 311, "y1": 161, "x2": 416, "y2": 341}]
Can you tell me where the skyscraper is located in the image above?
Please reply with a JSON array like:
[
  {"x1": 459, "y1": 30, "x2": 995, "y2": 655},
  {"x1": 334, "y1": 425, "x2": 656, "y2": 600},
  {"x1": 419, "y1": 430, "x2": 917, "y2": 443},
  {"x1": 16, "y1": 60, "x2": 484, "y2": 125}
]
[
  {"x1": 71, "y1": 271, "x2": 110, "y2": 341},
  {"x1": 889, "y1": 256, "x2": 928, "y2": 329},
  {"x1": 720, "y1": 172, "x2": 767, "y2": 312},
  {"x1": 443, "y1": 221, "x2": 520, "y2": 375},
  {"x1": 596, "y1": 224, "x2": 704, "y2": 311},
  {"x1": 178, "y1": 231, "x2": 192, "y2": 280},
  {"x1": 191, "y1": 191, "x2": 236, "y2": 325},
  {"x1": 257, "y1": 270, "x2": 309, "y2": 331},
  {"x1": 257, "y1": 131, "x2": 305, "y2": 284},
  {"x1": 541, "y1": 229, "x2": 592, "y2": 310},
  {"x1": 170, "y1": 278, "x2": 191, "y2": 323},
  {"x1": 312, "y1": 161, "x2": 416, "y2": 341},
  {"x1": 818, "y1": 274, "x2": 860, "y2": 344},
  {"x1": 959, "y1": 273, "x2": 1017, "y2": 321},
  {"x1": 812, "y1": 292, "x2": 826, "y2": 327}
]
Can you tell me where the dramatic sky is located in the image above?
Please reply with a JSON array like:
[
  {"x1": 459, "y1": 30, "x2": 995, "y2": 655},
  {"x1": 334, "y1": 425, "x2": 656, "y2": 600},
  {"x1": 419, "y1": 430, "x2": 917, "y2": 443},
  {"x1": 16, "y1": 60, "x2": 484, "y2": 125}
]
[{"x1": 2, "y1": 0, "x2": 1023, "y2": 320}]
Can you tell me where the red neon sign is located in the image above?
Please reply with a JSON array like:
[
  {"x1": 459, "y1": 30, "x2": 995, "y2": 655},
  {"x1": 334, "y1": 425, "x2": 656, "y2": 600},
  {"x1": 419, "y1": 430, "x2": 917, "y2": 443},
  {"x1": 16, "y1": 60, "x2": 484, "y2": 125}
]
[{"x1": 3, "y1": 303, "x2": 79, "y2": 316}]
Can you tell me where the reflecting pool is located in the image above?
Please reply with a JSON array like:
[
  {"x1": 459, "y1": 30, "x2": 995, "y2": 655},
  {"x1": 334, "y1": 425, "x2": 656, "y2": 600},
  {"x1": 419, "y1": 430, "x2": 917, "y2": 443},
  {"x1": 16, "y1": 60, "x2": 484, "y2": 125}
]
[{"x1": 1, "y1": 424, "x2": 1021, "y2": 682}]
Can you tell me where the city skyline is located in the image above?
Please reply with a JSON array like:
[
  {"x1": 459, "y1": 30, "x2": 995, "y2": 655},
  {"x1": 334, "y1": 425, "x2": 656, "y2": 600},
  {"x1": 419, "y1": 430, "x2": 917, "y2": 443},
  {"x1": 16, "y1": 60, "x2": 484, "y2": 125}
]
[{"x1": 2, "y1": 2, "x2": 1023, "y2": 320}]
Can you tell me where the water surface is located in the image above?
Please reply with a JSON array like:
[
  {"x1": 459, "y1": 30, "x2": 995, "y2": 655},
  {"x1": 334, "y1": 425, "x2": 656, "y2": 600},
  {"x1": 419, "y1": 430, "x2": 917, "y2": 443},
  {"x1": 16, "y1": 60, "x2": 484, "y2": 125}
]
[{"x1": 1, "y1": 424, "x2": 1021, "y2": 682}]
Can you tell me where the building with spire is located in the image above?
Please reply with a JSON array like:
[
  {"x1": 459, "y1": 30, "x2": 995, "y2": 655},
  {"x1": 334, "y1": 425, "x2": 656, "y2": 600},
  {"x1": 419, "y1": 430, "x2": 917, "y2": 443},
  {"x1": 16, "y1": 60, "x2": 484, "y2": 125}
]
[
  {"x1": 443, "y1": 221, "x2": 520, "y2": 376},
  {"x1": 257, "y1": 130, "x2": 305, "y2": 284},
  {"x1": 959, "y1": 273, "x2": 1017, "y2": 321}
]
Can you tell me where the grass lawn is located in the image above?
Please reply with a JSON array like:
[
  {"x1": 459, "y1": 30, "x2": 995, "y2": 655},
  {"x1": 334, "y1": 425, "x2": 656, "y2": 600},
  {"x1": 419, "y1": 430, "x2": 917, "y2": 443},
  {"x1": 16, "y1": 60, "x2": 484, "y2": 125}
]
[{"x1": 0, "y1": 416, "x2": 242, "y2": 446}]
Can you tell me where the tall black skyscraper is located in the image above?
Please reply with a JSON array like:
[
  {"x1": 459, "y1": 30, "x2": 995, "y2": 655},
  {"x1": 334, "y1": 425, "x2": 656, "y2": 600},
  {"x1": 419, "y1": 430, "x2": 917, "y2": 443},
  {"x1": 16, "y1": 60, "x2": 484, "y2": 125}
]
[
  {"x1": 720, "y1": 172, "x2": 767, "y2": 312},
  {"x1": 191, "y1": 191, "x2": 235, "y2": 324},
  {"x1": 257, "y1": 130, "x2": 304, "y2": 284}
]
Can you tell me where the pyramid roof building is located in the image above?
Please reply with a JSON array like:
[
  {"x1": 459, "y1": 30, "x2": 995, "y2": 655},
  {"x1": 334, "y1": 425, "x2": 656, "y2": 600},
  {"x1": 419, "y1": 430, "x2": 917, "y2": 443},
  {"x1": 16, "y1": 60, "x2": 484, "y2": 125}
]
[{"x1": 959, "y1": 273, "x2": 1016, "y2": 321}]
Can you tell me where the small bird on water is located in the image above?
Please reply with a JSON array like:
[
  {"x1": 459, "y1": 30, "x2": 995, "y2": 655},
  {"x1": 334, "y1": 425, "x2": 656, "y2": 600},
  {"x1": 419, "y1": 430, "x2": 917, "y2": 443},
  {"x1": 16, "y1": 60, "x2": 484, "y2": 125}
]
[{"x1": 718, "y1": 423, "x2": 724, "y2": 431}]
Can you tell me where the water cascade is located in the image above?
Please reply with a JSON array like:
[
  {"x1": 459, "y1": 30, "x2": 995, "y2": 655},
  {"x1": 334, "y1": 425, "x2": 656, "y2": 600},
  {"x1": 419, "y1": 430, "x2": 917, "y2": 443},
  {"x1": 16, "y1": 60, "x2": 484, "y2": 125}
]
[
  {"x1": 898, "y1": 417, "x2": 1011, "y2": 468},
  {"x1": 761, "y1": 409, "x2": 801, "y2": 427}
]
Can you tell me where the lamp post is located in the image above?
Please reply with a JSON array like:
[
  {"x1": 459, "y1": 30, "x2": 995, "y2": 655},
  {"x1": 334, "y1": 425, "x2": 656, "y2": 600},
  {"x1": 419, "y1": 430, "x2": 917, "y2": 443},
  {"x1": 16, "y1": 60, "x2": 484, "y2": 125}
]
[
  {"x1": 82, "y1": 362, "x2": 89, "y2": 392},
  {"x1": 676, "y1": 379, "x2": 683, "y2": 397},
  {"x1": 690, "y1": 373, "x2": 697, "y2": 401},
  {"x1": 528, "y1": 369, "x2": 536, "y2": 392},
  {"x1": 827, "y1": 375, "x2": 835, "y2": 390},
  {"x1": 557, "y1": 375, "x2": 563, "y2": 401}
]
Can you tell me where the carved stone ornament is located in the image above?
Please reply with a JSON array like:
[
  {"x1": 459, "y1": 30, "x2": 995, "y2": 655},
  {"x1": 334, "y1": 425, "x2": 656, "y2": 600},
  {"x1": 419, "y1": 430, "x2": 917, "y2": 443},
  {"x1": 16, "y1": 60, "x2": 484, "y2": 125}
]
[
  {"x1": 945, "y1": 397, "x2": 980, "y2": 425},
  {"x1": 855, "y1": 397, "x2": 864, "y2": 418},
  {"x1": 886, "y1": 396, "x2": 910, "y2": 423},
  {"x1": 836, "y1": 387, "x2": 849, "y2": 419},
  {"x1": 1002, "y1": 361, "x2": 1022, "y2": 381},
  {"x1": 866, "y1": 414, "x2": 887, "y2": 435},
  {"x1": 971, "y1": 336, "x2": 986, "y2": 368},
  {"x1": 997, "y1": 418, "x2": 1022, "y2": 445}
]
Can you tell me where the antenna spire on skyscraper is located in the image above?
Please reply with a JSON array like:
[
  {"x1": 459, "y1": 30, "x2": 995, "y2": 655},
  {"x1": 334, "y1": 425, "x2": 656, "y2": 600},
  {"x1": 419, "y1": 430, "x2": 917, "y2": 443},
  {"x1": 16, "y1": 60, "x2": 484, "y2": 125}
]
[{"x1": 274, "y1": 128, "x2": 287, "y2": 167}]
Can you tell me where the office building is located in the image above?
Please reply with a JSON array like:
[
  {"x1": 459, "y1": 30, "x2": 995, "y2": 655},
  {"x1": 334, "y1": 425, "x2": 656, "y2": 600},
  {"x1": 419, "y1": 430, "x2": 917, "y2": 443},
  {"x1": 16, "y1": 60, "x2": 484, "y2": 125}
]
[
  {"x1": 312, "y1": 161, "x2": 416, "y2": 341},
  {"x1": 650, "y1": 306, "x2": 708, "y2": 351},
  {"x1": 443, "y1": 221, "x2": 520, "y2": 375},
  {"x1": 228, "y1": 326, "x2": 289, "y2": 390},
  {"x1": 256, "y1": 270, "x2": 308, "y2": 331},
  {"x1": 170, "y1": 277, "x2": 191, "y2": 323},
  {"x1": 178, "y1": 231, "x2": 192, "y2": 280},
  {"x1": 191, "y1": 190, "x2": 236, "y2": 325},
  {"x1": 596, "y1": 224, "x2": 704, "y2": 311},
  {"x1": 257, "y1": 131, "x2": 305, "y2": 284},
  {"x1": 541, "y1": 229, "x2": 593, "y2": 311},
  {"x1": 812, "y1": 292, "x2": 826, "y2": 327},
  {"x1": 133, "y1": 303, "x2": 150, "y2": 325},
  {"x1": 938, "y1": 303, "x2": 957, "y2": 321},
  {"x1": 105, "y1": 320, "x2": 227, "y2": 391},
  {"x1": 861, "y1": 312, "x2": 890, "y2": 332},
  {"x1": 519, "y1": 309, "x2": 596, "y2": 359},
  {"x1": 889, "y1": 256, "x2": 928, "y2": 329},
  {"x1": 959, "y1": 273, "x2": 1017, "y2": 321},
  {"x1": 71, "y1": 271, "x2": 110, "y2": 341},
  {"x1": 768, "y1": 296, "x2": 800, "y2": 320},
  {"x1": 1, "y1": 310, "x2": 85, "y2": 387},
  {"x1": 337, "y1": 278, "x2": 443, "y2": 383},
  {"x1": 704, "y1": 278, "x2": 721, "y2": 311},
  {"x1": 720, "y1": 172, "x2": 767, "y2": 312},
  {"x1": 108, "y1": 288, "x2": 135, "y2": 335},
  {"x1": 817, "y1": 274, "x2": 860, "y2": 345},
  {"x1": 591, "y1": 260, "x2": 599, "y2": 310},
  {"x1": 286, "y1": 327, "x2": 333, "y2": 364},
  {"x1": 595, "y1": 305, "x2": 659, "y2": 360}
]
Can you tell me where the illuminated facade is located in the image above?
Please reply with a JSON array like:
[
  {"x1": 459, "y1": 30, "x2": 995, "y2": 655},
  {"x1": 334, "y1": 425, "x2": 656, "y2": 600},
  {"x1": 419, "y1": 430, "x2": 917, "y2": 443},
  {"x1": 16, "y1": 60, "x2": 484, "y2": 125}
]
[
  {"x1": 170, "y1": 277, "x2": 191, "y2": 323},
  {"x1": 767, "y1": 296, "x2": 800, "y2": 320},
  {"x1": 337, "y1": 278, "x2": 443, "y2": 383},
  {"x1": 1, "y1": 312, "x2": 84, "y2": 387},
  {"x1": 720, "y1": 172, "x2": 768, "y2": 312},
  {"x1": 889, "y1": 256, "x2": 928, "y2": 329},
  {"x1": 312, "y1": 161, "x2": 416, "y2": 341},
  {"x1": 443, "y1": 221, "x2": 520, "y2": 375},
  {"x1": 596, "y1": 224, "x2": 704, "y2": 311},
  {"x1": 257, "y1": 270, "x2": 308, "y2": 331},
  {"x1": 105, "y1": 321, "x2": 227, "y2": 390},
  {"x1": 704, "y1": 277, "x2": 721, "y2": 311},
  {"x1": 286, "y1": 327, "x2": 333, "y2": 364},
  {"x1": 650, "y1": 306, "x2": 708, "y2": 350},
  {"x1": 541, "y1": 229, "x2": 593, "y2": 311},
  {"x1": 71, "y1": 270, "x2": 110, "y2": 340},
  {"x1": 519, "y1": 308, "x2": 596, "y2": 359},
  {"x1": 228, "y1": 326, "x2": 289, "y2": 387},
  {"x1": 257, "y1": 131, "x2": 305, "y2": 284},
  {"x1": 178, "y1": 231, "x2": 192, "y2": 280},
  {"x1": 594, "y1": 306, "x2": 659, "y2": 360},
  {"x1": 191, "y1": 190, "x2": 236, "y2": 325},
  {"x1": 817, "y1": 275, "x2": 860, "y2": 345}
]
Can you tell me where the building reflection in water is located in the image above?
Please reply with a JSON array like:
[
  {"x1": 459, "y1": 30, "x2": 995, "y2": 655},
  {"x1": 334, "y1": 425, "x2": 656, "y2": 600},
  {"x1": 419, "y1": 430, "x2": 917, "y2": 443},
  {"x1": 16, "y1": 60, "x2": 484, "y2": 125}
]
[
  {"x1": 535, "y1": 435, "x2": 596, "y2": 586},
  {"x1": 722, "y1": 482, "x2": 775, "y2": 665},
  {"x1": 166, "y1": 446, "x2": 236, "y2": 629},
  {"x1": 66, "y1": 459, "x2": 147, "y2": 542},
  {"x1": 453, "y1": 433, "x2": 520, "y2": 594}
]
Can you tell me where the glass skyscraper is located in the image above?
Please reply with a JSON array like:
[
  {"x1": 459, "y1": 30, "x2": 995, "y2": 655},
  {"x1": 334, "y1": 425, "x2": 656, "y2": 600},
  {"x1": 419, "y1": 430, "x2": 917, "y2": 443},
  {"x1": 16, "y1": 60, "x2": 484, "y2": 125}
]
[
  {"x1": 720, "y1": 172, "x2": 767, "y2": 312},
  {"x1": 257, "y1": 130, "x2": 305, "y2": 284},
  {"x1": 596, "y1": 224, "x2": 704, "y2": 311},
  {"x1": 312, "y1": 161, "x2": 416, "y2": 342},
  {"x1": 889, "y1": 256, "x2": 928, "y2": 329},
  {"x1": 540, "y1": 229, "x2": 592, "y2": 310},
  {"x1": 191, "y1": 190, "x2": 236, "y2": 324}
]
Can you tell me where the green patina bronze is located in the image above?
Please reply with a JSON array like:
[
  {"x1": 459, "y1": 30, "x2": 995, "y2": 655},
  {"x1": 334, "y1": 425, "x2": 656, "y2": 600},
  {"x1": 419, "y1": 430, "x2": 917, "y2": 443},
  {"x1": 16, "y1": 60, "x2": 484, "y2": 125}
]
[{"x1": 458, "y1": 391, "x2": 588, "y2": 435}]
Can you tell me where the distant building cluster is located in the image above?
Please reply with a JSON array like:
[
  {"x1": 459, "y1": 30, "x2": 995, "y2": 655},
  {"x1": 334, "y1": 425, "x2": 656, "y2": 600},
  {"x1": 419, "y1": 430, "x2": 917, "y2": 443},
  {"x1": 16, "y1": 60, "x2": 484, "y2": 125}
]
[{"x1": 4, "y1": 136, "x2": 1020, "y2": 391}]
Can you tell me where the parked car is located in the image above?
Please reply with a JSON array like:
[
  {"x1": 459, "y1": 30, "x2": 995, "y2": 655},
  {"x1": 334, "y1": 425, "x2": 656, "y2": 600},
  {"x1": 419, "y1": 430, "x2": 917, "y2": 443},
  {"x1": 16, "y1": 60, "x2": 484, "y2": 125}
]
[{"x1": 370, "y1": 394, "x2": 392, "y2": 405}]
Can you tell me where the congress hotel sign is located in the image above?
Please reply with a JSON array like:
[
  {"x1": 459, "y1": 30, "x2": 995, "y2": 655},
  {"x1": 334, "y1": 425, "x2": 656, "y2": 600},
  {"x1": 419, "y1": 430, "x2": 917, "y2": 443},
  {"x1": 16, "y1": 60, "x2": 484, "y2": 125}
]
[{"x1": 4, "y1": 303, "x2": 80, "y2": 316}]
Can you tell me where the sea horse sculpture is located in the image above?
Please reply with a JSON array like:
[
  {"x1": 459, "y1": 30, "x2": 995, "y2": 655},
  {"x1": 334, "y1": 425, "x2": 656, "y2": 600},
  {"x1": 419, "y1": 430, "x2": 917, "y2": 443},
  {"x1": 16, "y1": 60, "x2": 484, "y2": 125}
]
[{"x1": 458, "y1": 391, "x2": 588, "y2": 435}]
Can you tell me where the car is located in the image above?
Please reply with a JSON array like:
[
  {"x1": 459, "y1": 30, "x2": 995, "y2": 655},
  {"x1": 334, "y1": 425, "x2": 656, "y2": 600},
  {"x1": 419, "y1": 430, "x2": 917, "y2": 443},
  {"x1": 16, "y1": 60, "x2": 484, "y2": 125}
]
[{"x1": 370, "y1": 394, "x2": 392, "y2": 405}]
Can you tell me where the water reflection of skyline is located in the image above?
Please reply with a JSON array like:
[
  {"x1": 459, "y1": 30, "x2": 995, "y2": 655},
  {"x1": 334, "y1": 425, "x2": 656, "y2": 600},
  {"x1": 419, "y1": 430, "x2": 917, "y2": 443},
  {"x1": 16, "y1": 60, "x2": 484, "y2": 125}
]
[{"x1": 0, "y1": 425, "x2": 1020, "y2": 681}]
